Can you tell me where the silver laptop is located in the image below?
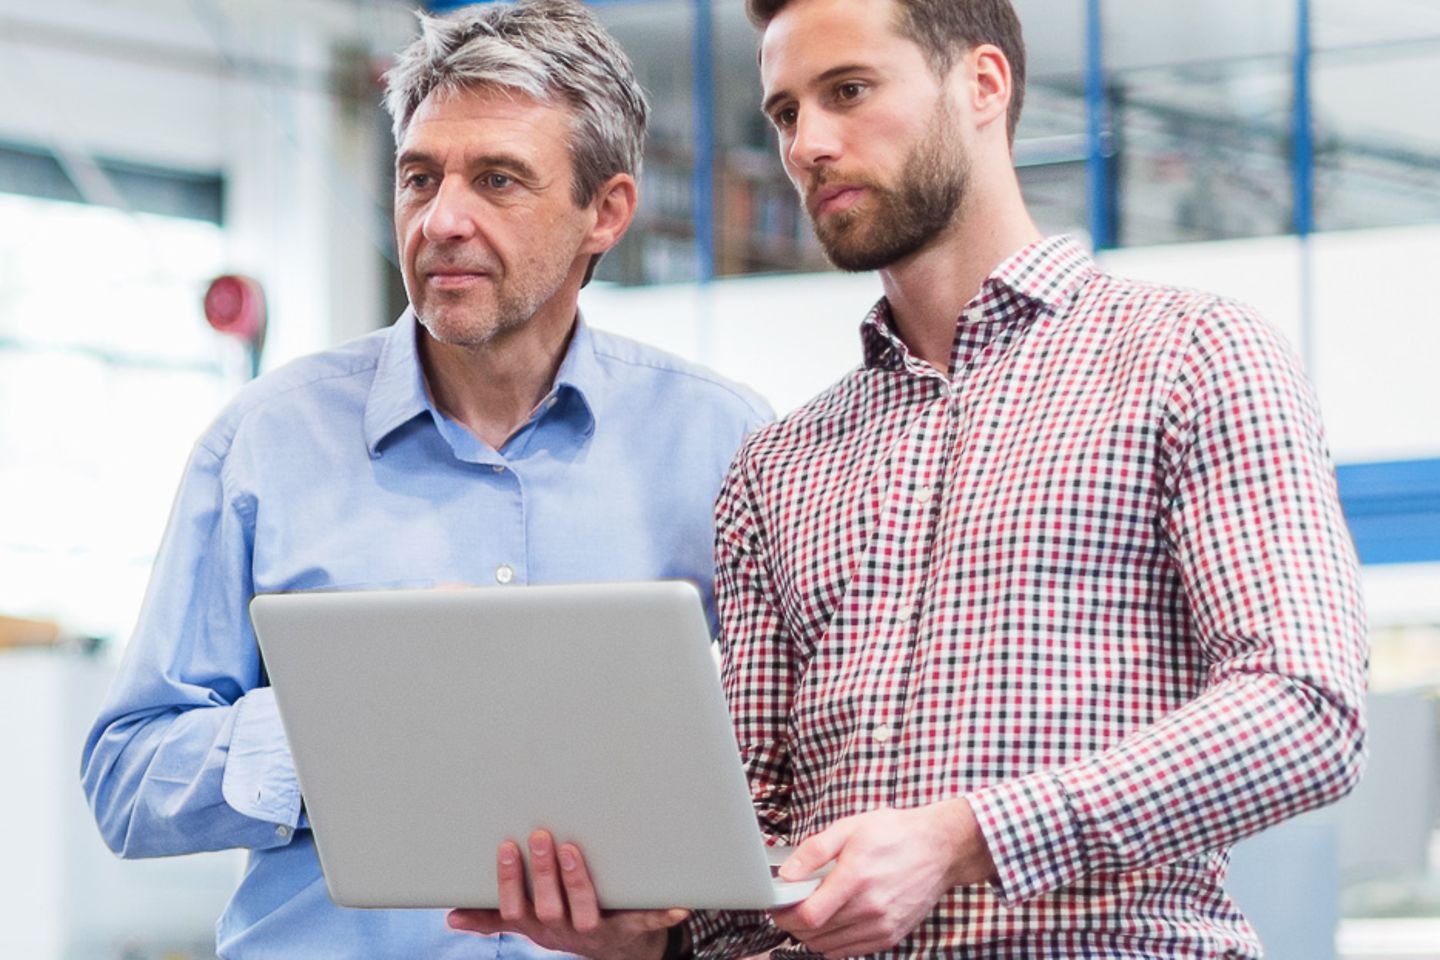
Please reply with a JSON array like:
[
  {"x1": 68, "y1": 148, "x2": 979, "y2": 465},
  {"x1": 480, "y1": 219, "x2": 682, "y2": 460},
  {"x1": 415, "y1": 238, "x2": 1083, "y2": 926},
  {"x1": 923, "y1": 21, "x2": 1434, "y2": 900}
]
[{"x1": 249, "y1": 580, "x2": 822, "y2": 910}]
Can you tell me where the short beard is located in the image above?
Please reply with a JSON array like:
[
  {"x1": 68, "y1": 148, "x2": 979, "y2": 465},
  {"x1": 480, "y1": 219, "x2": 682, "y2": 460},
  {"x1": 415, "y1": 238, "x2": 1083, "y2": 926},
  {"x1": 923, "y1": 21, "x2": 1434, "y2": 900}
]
[{"x1": 808, "y1": 98, "x2": 969, "y2": 273}]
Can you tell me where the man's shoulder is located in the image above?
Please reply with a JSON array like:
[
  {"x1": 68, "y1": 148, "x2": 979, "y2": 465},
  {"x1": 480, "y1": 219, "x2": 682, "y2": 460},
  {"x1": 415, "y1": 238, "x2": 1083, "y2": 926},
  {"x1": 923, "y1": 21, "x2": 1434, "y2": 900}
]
[
  {"x1": 729, "y1": 365, "x2": 872, "y2": 471},
  {"x1": 587, "y1": 326, "x2": 773, "y2": 423},
  {"x1": 1076, "y1": 269, "x2": 1276, "y2": 347},
  {"x1": 1067, "y1": 270, "x2": 1303, "y2": 402},
  {"x1": 198, "y1": 327, "x2": 390, "y2": 456}
]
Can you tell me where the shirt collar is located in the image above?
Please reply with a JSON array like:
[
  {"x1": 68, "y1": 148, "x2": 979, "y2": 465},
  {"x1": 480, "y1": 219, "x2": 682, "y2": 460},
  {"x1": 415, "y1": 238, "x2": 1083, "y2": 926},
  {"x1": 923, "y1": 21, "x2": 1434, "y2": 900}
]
[
  {"x1": 363, "y1": 309, "x2": 602, "y2": 457},
  {"x1": 861, "y1": 234, "x2": 1096, "y2": 371},
  {"x1": 549, "y1": 314, "x2": 603, "y2": 434},
  {"x1": 364, "y1": 309, "x2": 431, "y2": 456}
]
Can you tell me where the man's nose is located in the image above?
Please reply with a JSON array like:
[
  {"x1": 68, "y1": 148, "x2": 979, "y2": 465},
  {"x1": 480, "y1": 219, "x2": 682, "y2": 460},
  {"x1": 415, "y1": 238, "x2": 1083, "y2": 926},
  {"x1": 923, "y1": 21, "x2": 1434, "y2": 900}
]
[
  {"x1": 787, "y1": 108, "x2": 842, "y2": 171},
  {"x1": 421, "y1": 178, "x2": 478, "y2": 243}
]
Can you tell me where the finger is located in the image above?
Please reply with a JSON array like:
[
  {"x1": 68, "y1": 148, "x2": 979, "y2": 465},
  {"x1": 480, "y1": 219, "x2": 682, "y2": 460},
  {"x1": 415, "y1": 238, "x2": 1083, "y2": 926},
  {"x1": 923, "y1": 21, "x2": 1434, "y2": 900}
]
[
  {"x1": 447, "y1": 909, "x2": 505, "y2": 935},
  {"x1": 556, "y1": 844, "x2": 601, "y2": 932},
  {"x1": 779, "y1": 819, "x2": 854, "y2": 880},
  {"x1": 497, "y1": 841, "x2": 528, "y2": 923},
  {"x1": 527, "y1": 830, "x2": 568, "y2": 925},
  {"x1": 771, "y1": 864, "x2": 859, "y2": 933}
]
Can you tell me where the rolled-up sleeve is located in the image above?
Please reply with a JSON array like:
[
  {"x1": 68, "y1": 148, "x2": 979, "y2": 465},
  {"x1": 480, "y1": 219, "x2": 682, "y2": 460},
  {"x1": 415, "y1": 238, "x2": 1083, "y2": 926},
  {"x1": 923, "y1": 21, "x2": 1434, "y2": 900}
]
[{"x1": 80, "y1": 440, "x2": 302, "y2": 858}]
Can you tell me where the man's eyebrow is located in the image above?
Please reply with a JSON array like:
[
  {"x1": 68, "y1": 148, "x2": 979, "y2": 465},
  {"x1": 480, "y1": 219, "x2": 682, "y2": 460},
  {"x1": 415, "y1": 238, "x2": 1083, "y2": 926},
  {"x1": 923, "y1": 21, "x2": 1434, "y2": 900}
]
[
  {"x1": 761, "y1": 63, "x2": 873, "y2": 115},
  {"x1": 468, "y1": 153, "x2": 541, "y2": 182},
  {"x1": 395, "y1": 148, "x2": 436, "y2": 171},
  {"x1": 395, "y1": 150, "x2": 541, "y2": 183}
]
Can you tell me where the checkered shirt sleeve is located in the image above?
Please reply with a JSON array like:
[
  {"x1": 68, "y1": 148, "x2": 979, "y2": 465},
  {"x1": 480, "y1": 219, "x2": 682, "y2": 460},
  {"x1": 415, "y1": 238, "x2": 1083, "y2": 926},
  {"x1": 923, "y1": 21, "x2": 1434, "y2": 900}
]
[{"x1": 965, "y1": 295, "x2": 1368, "y2": 904}]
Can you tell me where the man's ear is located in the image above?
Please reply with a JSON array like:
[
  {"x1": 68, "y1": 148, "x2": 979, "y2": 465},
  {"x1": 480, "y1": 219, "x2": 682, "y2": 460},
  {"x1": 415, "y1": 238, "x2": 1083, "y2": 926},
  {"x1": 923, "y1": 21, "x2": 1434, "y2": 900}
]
[
  {"x1": 582, "y1": 173, "x2": 639, "y2": 257},
  {"x1": 963, "y1": 43, "x2": 1013, "y2": 135}
]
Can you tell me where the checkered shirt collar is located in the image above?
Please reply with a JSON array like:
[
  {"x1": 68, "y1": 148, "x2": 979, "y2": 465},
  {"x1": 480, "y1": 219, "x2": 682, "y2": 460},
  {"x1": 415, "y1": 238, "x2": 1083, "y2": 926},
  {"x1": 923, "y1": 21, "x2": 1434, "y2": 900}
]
[{"x1": 861, "y1": 234, "x2": 1097, "y2": 371}]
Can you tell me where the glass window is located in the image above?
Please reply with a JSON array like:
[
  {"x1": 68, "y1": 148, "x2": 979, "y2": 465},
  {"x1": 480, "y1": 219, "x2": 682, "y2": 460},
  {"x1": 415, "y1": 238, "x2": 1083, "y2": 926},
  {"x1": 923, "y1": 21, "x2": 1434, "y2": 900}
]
[
  {"x1": 1312, "y1": 26, "x2": 1440, "y2": 231},
  {"x1": 0, "y1": 191, "x2": 232, "y2": 644}
]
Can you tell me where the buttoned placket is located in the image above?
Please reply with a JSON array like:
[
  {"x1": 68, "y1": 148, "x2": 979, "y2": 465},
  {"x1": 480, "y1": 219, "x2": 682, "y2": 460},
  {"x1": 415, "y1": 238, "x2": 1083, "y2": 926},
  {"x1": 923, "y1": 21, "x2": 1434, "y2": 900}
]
[
  {"x1": 881, "y1": 308, "x2": 1026, "y2": 804},
  {"x1": 860, "y1": 363, "x2": 958, "y2": 802}
]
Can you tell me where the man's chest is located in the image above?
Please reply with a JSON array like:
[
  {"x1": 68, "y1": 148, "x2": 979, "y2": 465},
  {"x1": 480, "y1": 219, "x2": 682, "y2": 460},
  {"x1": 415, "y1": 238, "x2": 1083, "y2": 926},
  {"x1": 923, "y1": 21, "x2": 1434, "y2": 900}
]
[
  {"x1": 755, "y1": 360, "x2": 1171, "y2": 654},
  {"x1": 244, "y1": 443, "x2": 714, "y2": 594}
]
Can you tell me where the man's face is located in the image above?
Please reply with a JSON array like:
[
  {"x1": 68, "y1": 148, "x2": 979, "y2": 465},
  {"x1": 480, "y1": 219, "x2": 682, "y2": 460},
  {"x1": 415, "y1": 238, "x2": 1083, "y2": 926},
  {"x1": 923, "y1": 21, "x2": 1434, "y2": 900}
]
[
  {"x1": 760, "y1": 0, "x2": 971, "y2": 271},
  {"x1": 394, "y1": 85, "x2": 595, "y2": 350}
]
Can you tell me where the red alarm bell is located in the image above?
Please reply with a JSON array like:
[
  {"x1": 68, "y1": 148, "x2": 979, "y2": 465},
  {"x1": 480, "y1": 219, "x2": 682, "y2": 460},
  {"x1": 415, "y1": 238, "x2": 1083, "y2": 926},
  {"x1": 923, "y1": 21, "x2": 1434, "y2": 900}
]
[{"x1": 204, "y1": 274, "x2": 267, "y2": 377}]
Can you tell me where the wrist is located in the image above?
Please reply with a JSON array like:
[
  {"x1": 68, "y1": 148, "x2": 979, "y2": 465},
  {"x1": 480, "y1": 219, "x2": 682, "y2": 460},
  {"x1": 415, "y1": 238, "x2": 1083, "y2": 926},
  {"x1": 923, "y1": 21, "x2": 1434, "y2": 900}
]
[{"x1": 937, "y1": 797, "x2": 997, "y2": 887}]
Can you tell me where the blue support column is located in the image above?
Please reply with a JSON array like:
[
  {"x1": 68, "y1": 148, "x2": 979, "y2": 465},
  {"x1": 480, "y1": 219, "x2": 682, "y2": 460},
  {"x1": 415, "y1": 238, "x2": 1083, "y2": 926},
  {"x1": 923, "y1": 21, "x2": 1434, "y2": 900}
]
[
  {"x1": 1293, "y1": 0, "x2": 1317, "y2": 375},
  {"x1": 692, "y1": 0, "x2": 716, "y2": 283},
  {"x1": 1083, "y1": 0, "x2": 1114, "y2": 250}
]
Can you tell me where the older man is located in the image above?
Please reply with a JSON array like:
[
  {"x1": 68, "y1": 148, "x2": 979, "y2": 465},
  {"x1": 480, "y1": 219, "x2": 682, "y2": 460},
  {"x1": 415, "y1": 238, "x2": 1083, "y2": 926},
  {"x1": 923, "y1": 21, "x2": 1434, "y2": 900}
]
[{"x1": 80, "y1": 2, "x2": 769, "y2": 957}]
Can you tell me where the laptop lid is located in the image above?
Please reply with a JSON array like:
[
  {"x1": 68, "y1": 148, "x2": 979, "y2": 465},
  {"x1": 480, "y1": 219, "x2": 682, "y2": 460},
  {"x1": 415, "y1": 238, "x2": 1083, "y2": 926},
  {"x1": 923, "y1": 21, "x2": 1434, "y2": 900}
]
[{"x1": 249, "y1": 580, "x2": 816, "y2": 910}]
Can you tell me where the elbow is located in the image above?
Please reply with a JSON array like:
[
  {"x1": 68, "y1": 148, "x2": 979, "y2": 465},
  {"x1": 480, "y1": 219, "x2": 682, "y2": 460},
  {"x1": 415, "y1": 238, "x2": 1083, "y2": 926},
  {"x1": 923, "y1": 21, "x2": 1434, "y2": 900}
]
[
  {"x1": 94, "y1": 810, "x2": 134, "y2": 858},
  {"x1": 80, "y1": 726, "x2": 151, "y2": 859},
  {"x1": 81, "y1": 760, "x2": 134, "y2": 858},
  {"x1": 1312, "y1": 695, "x2": 1368, "y2": 809},
  {"x1": 1332, "y1": 717, "x2": 1368, "y2": 804}
]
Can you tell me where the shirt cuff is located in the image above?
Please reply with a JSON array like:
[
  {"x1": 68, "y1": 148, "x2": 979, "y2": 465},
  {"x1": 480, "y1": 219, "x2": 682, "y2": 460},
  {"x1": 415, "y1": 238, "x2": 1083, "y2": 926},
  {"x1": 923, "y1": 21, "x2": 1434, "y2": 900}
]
[
  {"x1": 966, "y1": 772, "x2": 1086, "y2": 905},
  {"x1": 221, "y1": 686, "x2": 303, "y2": 838}
]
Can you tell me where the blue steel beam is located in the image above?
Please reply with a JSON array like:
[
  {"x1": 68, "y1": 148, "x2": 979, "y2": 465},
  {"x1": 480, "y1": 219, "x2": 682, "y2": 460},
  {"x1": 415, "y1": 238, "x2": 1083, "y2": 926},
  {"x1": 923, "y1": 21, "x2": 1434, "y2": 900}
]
[
  {"x1": 1337, "y1": 459, "x2": 1440, "y2": 566},
  {"x1": 691, "y1": 0, "x2": 716, "y2": 283},
  {"x1": 1083, "y1": 0, "x2": 1114, "y2": 250}
]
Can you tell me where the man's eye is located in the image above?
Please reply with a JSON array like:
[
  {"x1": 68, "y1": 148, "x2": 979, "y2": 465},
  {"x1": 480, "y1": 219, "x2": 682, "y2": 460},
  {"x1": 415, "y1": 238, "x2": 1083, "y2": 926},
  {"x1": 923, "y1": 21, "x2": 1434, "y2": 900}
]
[
  {"x1": 484, "y1": 173, "x2": 514, "y2": 190},
  {"x1": 772, "y1": 107, "x2": 798, "y2": 130},
  {"x1": 837, "y1": 82, "x2": 864, "y2": 101},
  {"x1": 403, "y1": 173, "x2": 432, "y2": 190}
]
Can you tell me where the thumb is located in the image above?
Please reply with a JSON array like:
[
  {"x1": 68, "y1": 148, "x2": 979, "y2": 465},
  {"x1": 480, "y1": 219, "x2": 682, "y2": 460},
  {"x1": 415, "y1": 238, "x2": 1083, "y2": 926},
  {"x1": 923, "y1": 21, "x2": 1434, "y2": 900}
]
[{"x1": 778, "y1": 819, "x2": 854, "y2": 880}]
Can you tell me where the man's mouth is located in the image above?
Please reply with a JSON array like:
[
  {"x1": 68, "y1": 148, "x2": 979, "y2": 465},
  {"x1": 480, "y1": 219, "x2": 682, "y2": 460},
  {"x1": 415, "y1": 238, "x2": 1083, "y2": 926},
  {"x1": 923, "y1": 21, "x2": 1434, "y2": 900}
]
[
  {"x1": 423, "y1": 268, "x2": 491, "y2": 290},
  {"x1": 810, "y1": 183, "x2": 865, "y2": 217}
]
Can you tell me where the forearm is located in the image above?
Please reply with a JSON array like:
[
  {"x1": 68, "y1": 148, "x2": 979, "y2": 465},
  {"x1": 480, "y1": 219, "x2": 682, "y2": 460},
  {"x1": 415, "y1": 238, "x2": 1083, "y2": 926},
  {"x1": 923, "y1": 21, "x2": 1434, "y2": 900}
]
[
  {"x1": 968, "y1": 669, "x2": 1365, "y2": 904},
  {"x1": 82, "y1": 687, "x2": 302, "y2": 858}
]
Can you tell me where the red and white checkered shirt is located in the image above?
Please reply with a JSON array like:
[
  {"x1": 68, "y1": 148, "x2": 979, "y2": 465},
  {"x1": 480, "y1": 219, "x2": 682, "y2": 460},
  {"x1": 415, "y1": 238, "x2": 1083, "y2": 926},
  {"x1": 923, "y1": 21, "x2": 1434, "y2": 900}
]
[{"x1": 692, "y1": 236, "x2": 1368, "y2": 959}]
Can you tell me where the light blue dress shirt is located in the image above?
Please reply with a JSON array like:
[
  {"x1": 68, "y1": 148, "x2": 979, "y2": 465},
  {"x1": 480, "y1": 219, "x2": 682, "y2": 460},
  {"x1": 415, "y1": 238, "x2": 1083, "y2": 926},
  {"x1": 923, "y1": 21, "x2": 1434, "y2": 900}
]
[{"x1": 80, "y1": 311, "x2": 771, "y2": 959}]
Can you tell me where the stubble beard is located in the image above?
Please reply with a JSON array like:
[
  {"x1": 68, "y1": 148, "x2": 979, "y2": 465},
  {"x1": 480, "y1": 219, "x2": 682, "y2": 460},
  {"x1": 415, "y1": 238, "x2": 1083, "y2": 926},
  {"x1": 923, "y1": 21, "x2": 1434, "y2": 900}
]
[
  {"x1": 417, "y1": 287, "x2": 535, "y2": 353},
  {"x1": 412, "y1": 252, "x2": 571, "y2": 353},
  {"x1": 807, "y1": 98, "x2": 970, "y2": 273}
]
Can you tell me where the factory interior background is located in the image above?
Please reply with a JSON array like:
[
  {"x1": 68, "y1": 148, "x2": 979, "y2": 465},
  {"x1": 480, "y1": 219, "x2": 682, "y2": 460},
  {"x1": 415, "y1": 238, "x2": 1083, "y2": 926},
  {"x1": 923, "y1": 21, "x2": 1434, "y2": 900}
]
[{"x1": 1, "y1": 0, "x2": 1438, "y2": 956}]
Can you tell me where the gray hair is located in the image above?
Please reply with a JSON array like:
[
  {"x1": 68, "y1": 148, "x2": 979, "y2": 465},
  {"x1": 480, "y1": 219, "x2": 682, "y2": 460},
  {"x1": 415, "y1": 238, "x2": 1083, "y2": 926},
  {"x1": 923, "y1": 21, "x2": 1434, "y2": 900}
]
[{"x1": 382, "y1": 0, "x2": 649, "y2": 207}]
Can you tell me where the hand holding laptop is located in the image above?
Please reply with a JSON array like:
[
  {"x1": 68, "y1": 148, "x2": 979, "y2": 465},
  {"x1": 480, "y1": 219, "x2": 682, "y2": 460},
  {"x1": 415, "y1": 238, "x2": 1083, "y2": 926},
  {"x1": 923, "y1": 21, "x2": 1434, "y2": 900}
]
[
  {"x1": 447, "y1": 829, "x2": 686, "y2": 960},
  {"x1": 766, "y1": 801, "x2": 997, "y2": 958}
]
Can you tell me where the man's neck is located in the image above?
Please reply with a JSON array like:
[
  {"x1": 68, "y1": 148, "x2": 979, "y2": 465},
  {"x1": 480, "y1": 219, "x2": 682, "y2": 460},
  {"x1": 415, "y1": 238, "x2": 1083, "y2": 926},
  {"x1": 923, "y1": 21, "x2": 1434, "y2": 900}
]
[
  {"x1": 420, "y1": 306, "x2": 579, "y2": 453},
  {"x1": 878, "y1": 170, "x2": 1043, "y2": 374}
]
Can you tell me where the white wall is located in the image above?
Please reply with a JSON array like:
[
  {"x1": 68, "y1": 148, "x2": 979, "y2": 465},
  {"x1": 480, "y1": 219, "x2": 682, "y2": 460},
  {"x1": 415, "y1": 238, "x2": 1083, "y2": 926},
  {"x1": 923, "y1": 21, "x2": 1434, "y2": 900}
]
[
  {"x1": 586, "y1": 227, "x2": 1440, "y2": 467},
  {"x1": 1104, "y1": 226, "x2": 1440, "y2": 465}
]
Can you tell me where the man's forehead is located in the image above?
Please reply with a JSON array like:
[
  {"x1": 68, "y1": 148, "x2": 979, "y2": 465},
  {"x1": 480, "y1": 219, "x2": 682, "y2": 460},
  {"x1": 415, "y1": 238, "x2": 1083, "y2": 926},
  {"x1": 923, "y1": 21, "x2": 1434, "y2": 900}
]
[
  {"x1": 409, "y1": 83, "x2": 557, "y2": 126},
  {"x1": 398, "y1": 84, "x2": 570, "y2": 155},
  {"x1": 759, "y1": 0, "x2": 917, "y2": 95}
]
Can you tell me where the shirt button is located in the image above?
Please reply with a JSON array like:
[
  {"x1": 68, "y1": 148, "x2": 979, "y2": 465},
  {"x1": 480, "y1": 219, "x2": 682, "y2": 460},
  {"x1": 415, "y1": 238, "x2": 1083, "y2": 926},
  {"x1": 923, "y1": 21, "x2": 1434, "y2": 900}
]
[
  {"x1": 915, "y1": 486, "x2": 934, "y2": 505},
  {"x1": 275, "y1": 825, "x2": 291, "y2": 839},
  {"x1": 873, "y1": 723, "x2": 893, "y2": 743},
  {"x1": 495, "y1": 564, "x2": 515, "y2": 585},
  {"x1": 492, "y1": 464, "x2": 506, "y2": 473},
  {"x1": 545, "y1": 397, "x2": 558, "y2": 410}
]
